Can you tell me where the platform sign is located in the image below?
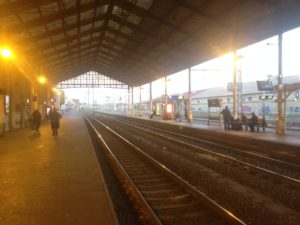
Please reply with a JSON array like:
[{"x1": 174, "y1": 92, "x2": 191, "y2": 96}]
[
  {"x1": 259, "y1": 95, "x2": 273, "y2": 100},
  {"x1": 257, "y1": 81, "x2": 273, "y2": 91},
  {"x1": 207, "y1": 99, "x2": 222, "y2": 107},
  {"x1": 169, "y1": 95, "x2": 184, "y2": 100}
]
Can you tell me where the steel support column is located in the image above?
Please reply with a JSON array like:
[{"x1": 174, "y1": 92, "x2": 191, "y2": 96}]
[
  {"x1": 131, "y1": 86, "x2": 134, "y2": 115},
  {"x1": 233, "y1": 52, "x2": 238, "y2": 119},
  {"x1": 164, "y1": 76, "x2": 167, "y2": 105},
  {"x1": 149, "y1": 82, "x2": 152, "y2": 115},
  {"x1": 188, "y1": 67, "x2": 192, "y2": 122},
  {"x1": 127, "y1": 86, "x2": 130, "y2": 115},
  {"x1": 139, "y1": 86, "x2": 142, "y2": 115},
  {"x1": 276, "y1": 33, "x2": 285, "y2": 135}
]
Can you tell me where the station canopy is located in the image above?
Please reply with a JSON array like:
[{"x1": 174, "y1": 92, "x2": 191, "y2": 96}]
[{"x1": 1, "y1": 0, "x2": 300, "y2": 86}]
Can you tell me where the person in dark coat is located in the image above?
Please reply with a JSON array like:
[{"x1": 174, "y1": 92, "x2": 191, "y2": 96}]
[
  {"x1": 49, "y1": 108, "x2": 61, "y2": 136},
  {"x1": 249, "y1": 112, "x2": 258, "y2": 132},
  {"x1": 31, "y1": 109, "x2": 42, "y2": 132},
  {"x1": 221, "y1": 106, "x2": 231, "y2": 130},
  {"x1": 241, "y1": 113, "x2": 248, "y2": 131}
]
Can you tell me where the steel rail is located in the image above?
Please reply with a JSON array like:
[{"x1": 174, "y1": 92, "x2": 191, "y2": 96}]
[
  {"x1": 121, "y1": 116, "x2": 300, "y2": 169},
  {"x1": 86, "y1": 115, "x2": 247, "y2": 225},
  {"x1": 85, "y1": 116, "x2": 163, "y2": 225},
  {"x1": 95, "y1": 114, "x2": 300, "y2": 187}
]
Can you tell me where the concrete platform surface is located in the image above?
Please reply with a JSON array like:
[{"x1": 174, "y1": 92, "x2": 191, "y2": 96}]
[
  {"x1": 0, "y1": 111, "x2": 118, "y2": 225},
  {"x1": 133, "y1": 114, "x2": 300, "y2": 147}
]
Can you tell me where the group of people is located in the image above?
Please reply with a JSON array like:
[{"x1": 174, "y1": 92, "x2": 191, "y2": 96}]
[
  {"x1": 221, "y1": 106, "x2": 261, "y2": 132},
  {"x1": 31, "y1": 107, "x2": 61, "y2": 136}
]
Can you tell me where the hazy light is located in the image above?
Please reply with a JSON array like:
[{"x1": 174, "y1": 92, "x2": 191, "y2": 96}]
[
  {"x1": 1, "y1": 48, "x2": 12, "y2": 59},
  {"x1": 166, "y1": 104, "x2": 173, "y2": 113},
  {"x1": 38, "y1": 75, "x2": 47, "y2": 84}
]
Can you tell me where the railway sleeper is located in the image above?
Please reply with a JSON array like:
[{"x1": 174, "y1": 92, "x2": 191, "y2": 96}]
[
  {"x1": 141, "y1": 189, "x2": 187, "y2": 198},
  {"x1": 137, "y1": 182, "x2": 175, "y2": 190},
  {"x1": 154, "y1": 204, "x2": 209, "y2": 219},
  {"x1": 146, "y1": 194, "x2": 195, "y2": 205},
  {"x1": 132, "y1": 177, "x2": 169, "y2": 184},
  {"x1": 160, "y1": 209, "x2": 228, "y2": 225}
]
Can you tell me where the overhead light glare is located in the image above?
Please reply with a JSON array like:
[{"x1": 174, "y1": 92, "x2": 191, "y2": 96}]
[{"x1": 1, "y1": 48, "x2": 12, "y2": 59}]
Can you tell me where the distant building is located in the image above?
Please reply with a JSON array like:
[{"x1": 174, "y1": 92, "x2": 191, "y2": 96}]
[{"x1": 191, "y1": 75, "x2": 300, "y2": 118}]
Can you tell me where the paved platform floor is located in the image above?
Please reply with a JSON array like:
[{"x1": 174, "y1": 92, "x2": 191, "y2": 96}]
[
  {"x1": 0, "y1": 111, "x2": 118, "y2": 225},
  {"x1": 132, "y1": 114, "x2": 300, "y2": 147}
]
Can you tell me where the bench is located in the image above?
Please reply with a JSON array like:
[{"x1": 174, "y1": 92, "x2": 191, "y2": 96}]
[{"x1": 242, "y1": 117, "x2": 267, "y2": 132}]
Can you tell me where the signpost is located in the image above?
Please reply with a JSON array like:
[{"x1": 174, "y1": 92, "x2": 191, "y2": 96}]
[{"x1": 207, "y1": 99, "x2": 222, "y2": 125}]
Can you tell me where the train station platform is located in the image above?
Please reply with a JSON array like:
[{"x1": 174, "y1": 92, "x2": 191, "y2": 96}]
[
  {"x1": 134, "y1": 114, "x2": 300, "y2": 147},
  {"x1": 181, "y1": 120, "x2": 300, "y2": 147},
  {"x1": 0, "y1": 111, "x2": 118, "y2": 225}
]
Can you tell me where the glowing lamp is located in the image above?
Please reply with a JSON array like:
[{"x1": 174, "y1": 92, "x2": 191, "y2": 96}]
[
  {"x1": 166, "y1": 104, "x2": 173, "y2": 113},
  {"x1": 1, "y1": 48, "x2": 12, "y2": 59},
  {"x1": 38, "y1": 76, "x2": 46, "y2": 84}
]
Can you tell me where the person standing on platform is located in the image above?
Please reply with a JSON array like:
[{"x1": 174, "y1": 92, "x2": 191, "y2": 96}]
[
  {"x1": 49, "y1": 108, "x2": 61, "y2": 136},
  {"x1": 221, "y1": 106, "x2": 231, "y2": 130},
  {"x1": 31, "y1": 109, "x2": 42, "y2": 132},
  {"x1": 249, "y1": 112, "x2": 258, "y2": 132}
]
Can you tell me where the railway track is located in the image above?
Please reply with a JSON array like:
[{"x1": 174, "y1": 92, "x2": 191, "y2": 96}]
[
  {"x1": 122, "y1": 115, "x2": 300, "y2": 164},
  {"x1": 88, "y1": 113, "x2": 300, "y2": 220},
  {"x1": 97, "y1": 114, "x2": 300, "y2": 187},
  {"x1": 85, "y1": 115, "x2": 247, "y2": 225}
]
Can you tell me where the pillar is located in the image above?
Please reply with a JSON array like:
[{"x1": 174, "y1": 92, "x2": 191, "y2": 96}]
[
  {"x1": 131, "y1": 86, "x2": 134, "y2": 115},
  {"x1": 127, "y1": 86, "x2": 130, "y2": 115},
  {"x1": 149, "y1": 82, "x2": 153, "y2": 115},
  {"x1": 276, "y1": 33, "x2": 285, "y2": 135},
  {"x1": 188, "y1": 68, "x2": 192, "y2": 122},
  {"x1": 233, "y1": 52, "x2": 238, "y2": 119}
]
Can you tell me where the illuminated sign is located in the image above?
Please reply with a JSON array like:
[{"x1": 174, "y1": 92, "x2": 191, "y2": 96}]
[
  {"x1": 259, "y1": 95, "x2": 273, "y2": 100},
  {"x1": 169, "y1": 95, "x2": 184, "y2": 100}
]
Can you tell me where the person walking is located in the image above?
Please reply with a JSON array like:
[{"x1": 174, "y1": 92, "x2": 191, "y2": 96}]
[
  {"x1": 221, "y1": 106, "x2": 231, "y2": 130},
  {"x1": 49, "y1": 108, "x2": 61, "y2": 136},
  {"x1": 31, "y1": 109, "x2": 42, "y2": 132}
]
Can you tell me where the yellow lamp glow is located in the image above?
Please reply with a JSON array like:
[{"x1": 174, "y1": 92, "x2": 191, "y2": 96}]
[
  {"x1": 38, "y1": 76, "x2": 46, "y2": 84},
  {"x1": 1, "y1": 48, "x2": 12, "y2": 59}
]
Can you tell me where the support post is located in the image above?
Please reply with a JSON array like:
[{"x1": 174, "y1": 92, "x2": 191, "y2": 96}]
[
  {"x1": 150, "y1": 82, "x2": 153, "y2": 115},
  {"x1": 131, "y1": 86, "x2": 134, "y2": 115},
  {"x1": 128, "y1": 86, "x2": 130, "y2": 115},
  {"x1": 276, "y1": 33, "x2": 285, "y2": 135},
  {"x1": 164, "y1": 76, "x2": 167, "y2": 105},
  {"x1": 139, "y1": 86, "x2": 142, "y2": 116},
  {"x1": 188, "y1": 67, "x2": 192, "y2": 122},
  {"x1": 233, "y1": 52, "x2": 238, "y2": 119}
]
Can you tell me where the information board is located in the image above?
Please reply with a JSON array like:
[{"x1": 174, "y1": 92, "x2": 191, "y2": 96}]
[{"x1": 207, "y1": 99, "x2": 222, "y2": 107}]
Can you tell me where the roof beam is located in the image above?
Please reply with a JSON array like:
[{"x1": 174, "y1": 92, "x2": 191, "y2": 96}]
[
  {"x1": 170, "y1": 0, "x2": 229, "y2": 31},
  {"x1": 28, "y1": 25, "x2": 104, "y2": 56},
  {"x1": 4, "y1": 1, "x2": 108, "y2": 32},
  {"x1": 0, "y1": 0, "x2": 54, "y2": 19},
  {"x1": 29, "y1": 13, "x2": 106, "y2": 42}
]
